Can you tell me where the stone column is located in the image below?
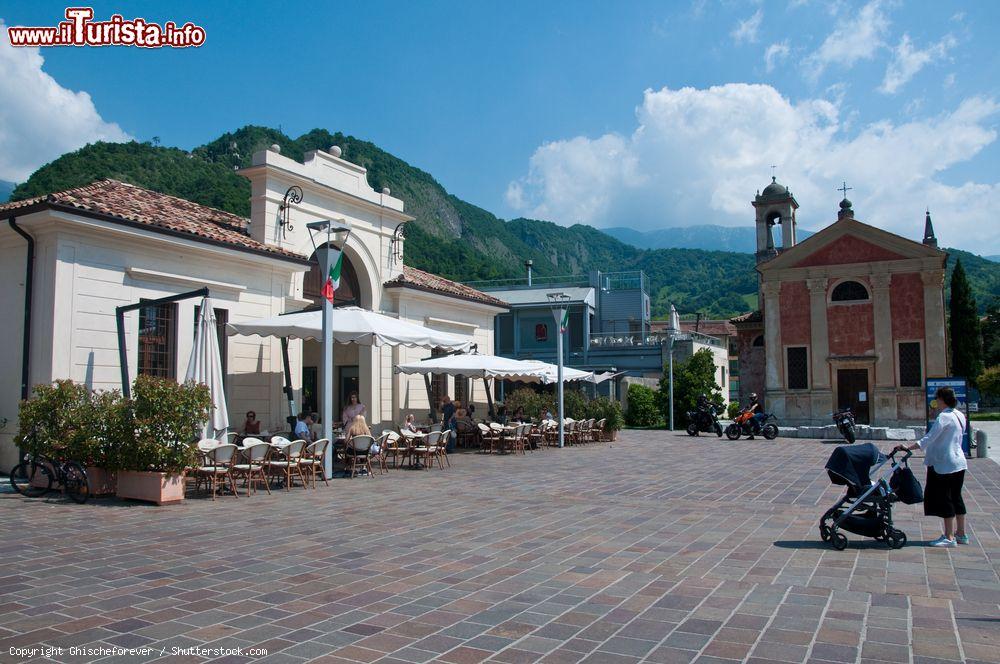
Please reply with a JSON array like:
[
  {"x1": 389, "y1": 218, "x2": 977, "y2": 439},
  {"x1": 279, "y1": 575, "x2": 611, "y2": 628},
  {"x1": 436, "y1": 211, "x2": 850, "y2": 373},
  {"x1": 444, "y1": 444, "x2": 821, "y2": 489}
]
[
  {"x1": 923, "y1": 269, "x2": 947, "y2": 377},
  {"x1": 762, "y1": 281, "x2": 782, "y2": 391},
  {"x1": 807, "y1": 278, "x2": 829, "y2": 388},
  {"x1": 781, "y1": 215, "x2": 794, "y2": 249},
  {"x1": 871, "y1": 273, "x2": 894, "y2": 387}
]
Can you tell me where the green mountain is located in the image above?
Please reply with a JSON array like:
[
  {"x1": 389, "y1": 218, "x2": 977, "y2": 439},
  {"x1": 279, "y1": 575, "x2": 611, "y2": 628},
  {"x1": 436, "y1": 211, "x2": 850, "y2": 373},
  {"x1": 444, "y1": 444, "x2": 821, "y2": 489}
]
[{"x1": 11, "y1": 126, "x2": 1000, "y2": 316}]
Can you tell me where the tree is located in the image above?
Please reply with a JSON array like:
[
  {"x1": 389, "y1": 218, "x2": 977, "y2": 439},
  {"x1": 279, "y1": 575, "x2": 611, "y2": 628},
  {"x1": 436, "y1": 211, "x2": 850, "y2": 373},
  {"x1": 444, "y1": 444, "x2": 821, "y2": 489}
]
[
  {"x1": 978, "y1": 365, "x2": 1000, "y2": 401},
  {"x1": 659, "y1": 348, "x2": 723, "y2": 428},
  {"x1": 949, "y1": 259, "x2": 983, "y2": 383},
  {"x1": 981, "y1": 298, "x2": 1000, "y2": 369},
  {"x1": 625, "y1": 384, "x2": 661, "y2": 427}
]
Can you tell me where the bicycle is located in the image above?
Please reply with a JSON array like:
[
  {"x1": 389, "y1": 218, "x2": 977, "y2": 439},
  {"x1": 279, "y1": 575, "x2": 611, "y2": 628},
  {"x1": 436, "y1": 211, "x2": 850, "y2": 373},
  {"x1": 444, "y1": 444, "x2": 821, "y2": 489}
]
[{"x1": 10, "y1": 453, "x2": 91, "y2": 504}]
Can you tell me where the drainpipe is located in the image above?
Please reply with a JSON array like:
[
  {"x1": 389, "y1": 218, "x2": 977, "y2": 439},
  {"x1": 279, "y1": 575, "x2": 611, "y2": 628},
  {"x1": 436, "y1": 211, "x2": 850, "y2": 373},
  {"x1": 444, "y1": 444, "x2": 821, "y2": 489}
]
[{"x1": 8, "y1": 217, "x2": 34, "y2": 400}]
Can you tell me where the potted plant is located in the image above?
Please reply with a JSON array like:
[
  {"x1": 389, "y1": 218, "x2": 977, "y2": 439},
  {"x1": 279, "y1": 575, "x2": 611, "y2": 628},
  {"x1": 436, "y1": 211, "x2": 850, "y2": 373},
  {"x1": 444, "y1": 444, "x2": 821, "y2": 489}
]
[
  {"x1": 588, "y1": 396, "x2": 624, "y2": 441},
  {"x1": 116, "y1": 376, "x2": 211, "y2": 505},
  {"x1": 17, "y1": 380, "x2": 120, "y2": 495}
]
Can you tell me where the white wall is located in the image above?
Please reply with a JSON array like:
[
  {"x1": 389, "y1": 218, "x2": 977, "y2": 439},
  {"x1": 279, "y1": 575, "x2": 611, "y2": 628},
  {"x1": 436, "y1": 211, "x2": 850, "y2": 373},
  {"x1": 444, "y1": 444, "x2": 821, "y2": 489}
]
[{"x1": 0, "y1": 211, "x2": 305, "y2": 466}]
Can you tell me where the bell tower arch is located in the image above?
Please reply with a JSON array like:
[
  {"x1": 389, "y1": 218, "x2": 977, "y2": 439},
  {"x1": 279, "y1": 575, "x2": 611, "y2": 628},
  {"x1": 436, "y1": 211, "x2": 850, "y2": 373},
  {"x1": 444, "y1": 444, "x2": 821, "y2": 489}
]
[{"x1": 752, "y1": 177, "x2": 799, "y2": 264}]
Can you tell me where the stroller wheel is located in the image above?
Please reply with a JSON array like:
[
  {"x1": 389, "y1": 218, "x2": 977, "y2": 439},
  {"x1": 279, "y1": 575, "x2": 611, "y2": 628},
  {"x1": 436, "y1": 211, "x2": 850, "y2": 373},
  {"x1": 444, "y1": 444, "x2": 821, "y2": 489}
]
[
  {"x1": 889, "y1": 530, "x2": 907, "y2": 549},
  {"x1": 819, "y1": 525, "x2": 832, "y2": 542},
  {"x1": 831, "y1": 532, "x2": 848, "y2": 550}
]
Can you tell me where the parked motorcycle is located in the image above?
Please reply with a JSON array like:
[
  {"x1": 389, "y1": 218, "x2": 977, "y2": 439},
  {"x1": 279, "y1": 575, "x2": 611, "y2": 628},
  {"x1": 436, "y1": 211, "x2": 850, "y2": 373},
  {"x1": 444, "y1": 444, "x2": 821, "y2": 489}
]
[
  {"x1": 686, "y1": 402, "x2": 724, "y2": 437},
  {"x1": 833, "y1": 407, "x2": 857, "y2": 443},
  {"x1": 725, "y1": 410, "x2": 779, "y2": 440}
]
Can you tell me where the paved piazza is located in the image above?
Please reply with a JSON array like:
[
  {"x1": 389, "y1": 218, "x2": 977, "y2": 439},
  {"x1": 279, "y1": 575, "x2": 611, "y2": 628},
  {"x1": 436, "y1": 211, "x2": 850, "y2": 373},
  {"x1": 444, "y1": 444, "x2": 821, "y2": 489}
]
[{"x1": 2, "y1": 432, "x2": 998, "y2": 664}]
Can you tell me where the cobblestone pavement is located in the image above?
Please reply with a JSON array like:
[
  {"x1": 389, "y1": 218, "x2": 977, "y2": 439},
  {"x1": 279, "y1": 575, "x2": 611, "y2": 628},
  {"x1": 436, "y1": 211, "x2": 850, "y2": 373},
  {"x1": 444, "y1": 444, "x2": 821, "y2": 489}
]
[{"x1": 1, "y1": 431, "x2": 998, "y2": 664}]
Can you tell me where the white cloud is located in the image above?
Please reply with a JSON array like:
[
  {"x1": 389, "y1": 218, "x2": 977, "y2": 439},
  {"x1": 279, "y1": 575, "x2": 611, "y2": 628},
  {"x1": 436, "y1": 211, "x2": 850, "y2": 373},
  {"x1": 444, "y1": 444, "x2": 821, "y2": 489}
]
[
  {"x1": 0, "y1": 22, "x2": 130, "y2": 182},
  {"x1": 506, "y1": 83, "x2": 1000, "y2": 253},
  {"x1": 803, "y1": 0, "x2": 890, "y2": 80},
  {"x1": 765, "y1": 41, "x2": 791, "y2": 72},
  {"x1": 731, "y1": 9, "x2": 763, "y2": 44},
  {"x1": 879, "y1": 33, "x2": 957, "y2": 94}
]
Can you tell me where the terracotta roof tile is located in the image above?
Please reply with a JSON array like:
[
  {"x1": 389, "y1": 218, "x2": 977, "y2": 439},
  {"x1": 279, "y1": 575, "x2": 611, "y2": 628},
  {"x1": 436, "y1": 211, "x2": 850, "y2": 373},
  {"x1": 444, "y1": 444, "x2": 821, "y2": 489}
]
[
  {"x1": 730, "y1": 310, "x2": 763, "y2": 324},
  {"x1": 0, "y1": 179, "x2": 307, "y2": 263},
  {"x1": 385, "y1": 266, "x2": 509, "y2": 307}
]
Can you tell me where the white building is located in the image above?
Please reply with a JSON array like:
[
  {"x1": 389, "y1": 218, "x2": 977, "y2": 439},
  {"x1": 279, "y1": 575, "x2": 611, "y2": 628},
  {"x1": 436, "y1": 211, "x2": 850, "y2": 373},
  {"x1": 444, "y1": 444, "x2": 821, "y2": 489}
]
[{"x1": 0, "y1": 146, "x2": 506, "y2": 469}]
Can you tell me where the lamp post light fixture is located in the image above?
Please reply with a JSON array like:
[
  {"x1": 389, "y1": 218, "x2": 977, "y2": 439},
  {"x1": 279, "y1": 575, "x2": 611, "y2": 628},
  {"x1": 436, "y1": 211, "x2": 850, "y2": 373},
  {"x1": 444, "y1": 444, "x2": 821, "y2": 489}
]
[
  {"x1": 547, "y1": 292, "x2": 571, "y2": 448},
  {"x1": 307, "y1": 219, "x2": 352, "y2": 478}
]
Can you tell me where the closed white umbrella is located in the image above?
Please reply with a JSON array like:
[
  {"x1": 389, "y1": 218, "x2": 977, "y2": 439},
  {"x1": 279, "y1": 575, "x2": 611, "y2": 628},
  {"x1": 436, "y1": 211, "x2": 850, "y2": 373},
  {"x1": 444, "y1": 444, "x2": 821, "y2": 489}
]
[
  {"x1": 226, "y1": 307, "x2": 473, "y2": 351},
  {"x1": 186, "y1": 297, "x2": 229, "y2": 439}
]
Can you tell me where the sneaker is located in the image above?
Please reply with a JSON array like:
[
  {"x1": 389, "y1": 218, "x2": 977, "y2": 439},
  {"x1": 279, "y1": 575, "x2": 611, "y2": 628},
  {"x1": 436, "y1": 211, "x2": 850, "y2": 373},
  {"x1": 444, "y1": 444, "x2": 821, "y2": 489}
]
[
  {"x1": 928, "y1": 535, "x2": 956, "y2": 548},
  {"x1": 956, "y1": 534, "x2": 970, "y2": 545}
]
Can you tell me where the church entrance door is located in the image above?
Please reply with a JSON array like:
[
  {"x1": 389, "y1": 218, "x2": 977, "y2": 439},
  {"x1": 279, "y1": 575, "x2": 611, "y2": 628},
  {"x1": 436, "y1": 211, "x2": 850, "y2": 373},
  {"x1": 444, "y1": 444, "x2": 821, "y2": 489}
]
[{"x1": 837, "y1": 369, "x2": 870, "y2": 424}]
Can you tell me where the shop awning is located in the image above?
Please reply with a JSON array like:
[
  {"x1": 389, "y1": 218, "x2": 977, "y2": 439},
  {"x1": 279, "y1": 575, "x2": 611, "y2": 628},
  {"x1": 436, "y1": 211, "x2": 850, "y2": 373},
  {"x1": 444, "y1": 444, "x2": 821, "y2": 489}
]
[
  {"x1": 226, "y1": 307, "x2": 474, "y2": 351},
  {"x1": 395, "y1": 353, "x2": 594, "y2": 384}
]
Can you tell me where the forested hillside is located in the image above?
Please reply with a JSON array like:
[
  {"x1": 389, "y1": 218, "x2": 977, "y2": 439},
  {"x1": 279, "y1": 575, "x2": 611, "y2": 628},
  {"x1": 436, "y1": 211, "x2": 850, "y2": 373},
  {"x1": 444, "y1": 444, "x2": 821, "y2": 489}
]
[{"x1": 11, "y1": 126, "x2": 1000, "y2": 316}]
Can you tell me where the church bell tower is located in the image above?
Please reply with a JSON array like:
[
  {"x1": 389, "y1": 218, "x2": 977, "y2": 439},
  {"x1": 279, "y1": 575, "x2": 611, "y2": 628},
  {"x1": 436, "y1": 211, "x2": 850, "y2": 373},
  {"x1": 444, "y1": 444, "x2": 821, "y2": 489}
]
[{"x1": 752, "y1": 177, "x2": 799, "y2": 264}]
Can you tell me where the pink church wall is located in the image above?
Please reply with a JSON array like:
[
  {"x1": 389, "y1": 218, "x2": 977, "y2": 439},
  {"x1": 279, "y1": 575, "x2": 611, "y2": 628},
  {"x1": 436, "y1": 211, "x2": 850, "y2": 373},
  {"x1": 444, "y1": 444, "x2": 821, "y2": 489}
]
[
  {"x1": 795, "y1": 235, "x2": 906, "y2": 268},
  {"x1": 779, "y1": 281, "x2": 811, "y2": 345},
  {"x1": 890, "y1": 273, "x2": 925, "y2": 340},
  {"x1": 828, "y1": 301, "x2": 875, "y2": 356}
]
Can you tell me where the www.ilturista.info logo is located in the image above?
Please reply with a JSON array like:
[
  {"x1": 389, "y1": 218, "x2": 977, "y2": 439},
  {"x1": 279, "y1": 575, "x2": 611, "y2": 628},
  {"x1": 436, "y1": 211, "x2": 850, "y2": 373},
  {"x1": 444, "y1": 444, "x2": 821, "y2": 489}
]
[{"x1": 7, "y1": 7, "x2": 206, "y2": 48}]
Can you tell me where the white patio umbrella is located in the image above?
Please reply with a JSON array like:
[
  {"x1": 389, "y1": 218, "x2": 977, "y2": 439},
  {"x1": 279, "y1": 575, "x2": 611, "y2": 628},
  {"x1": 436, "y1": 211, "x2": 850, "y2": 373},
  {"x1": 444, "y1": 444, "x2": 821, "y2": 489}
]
[
  {"x1": 396, "y1": 353, "x2": 555, "y2": 383},
  {"x1": 227, "y1": 307, "x2": 473, "y2": 350},
  {"x1": 517, "y1": 360, "x2": 595, "y2": 384},
  {"x1": 186, "y1": 297, "x2": 229, "y2": 439}
]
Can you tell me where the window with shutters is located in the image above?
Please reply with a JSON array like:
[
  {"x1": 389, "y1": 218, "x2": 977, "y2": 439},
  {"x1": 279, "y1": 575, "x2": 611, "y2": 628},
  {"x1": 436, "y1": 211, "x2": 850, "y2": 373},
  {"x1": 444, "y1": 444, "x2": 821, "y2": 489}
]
[
  {"x1": 786, "y1": 346, "x2": 809, "y2": 390},
  {"x1": 138, "y1": 302, "x2": 177, "y2": 379},
  {"x1": 898, "y1": 342, "x2": 922, "y2": 387}
]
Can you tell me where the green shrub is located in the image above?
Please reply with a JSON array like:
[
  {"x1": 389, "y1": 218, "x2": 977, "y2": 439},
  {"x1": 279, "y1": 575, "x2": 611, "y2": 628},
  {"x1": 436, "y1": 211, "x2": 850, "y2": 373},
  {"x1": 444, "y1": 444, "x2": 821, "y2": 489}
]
[
  {"x1": 17, "y1": 380, "x2": 121, "y2": 468},
  {"x1": 587, "y1": 396, "x2": 624, "y2": 431},
  {"x1": 978, "y1": 365, "x2": 1000, "y2": 400},
  {"x1": 120, "y1": 376, "x2": 212, "y2": 473},
  {"x1": 563, "y1": 389, "x2": 589, "y2": 420},
  {"x1": 625, "y1": 384, "x2": 661, "y2": 427},
  {"x1": 727, "y1": 401, "x2": 742, "y2": 420}
]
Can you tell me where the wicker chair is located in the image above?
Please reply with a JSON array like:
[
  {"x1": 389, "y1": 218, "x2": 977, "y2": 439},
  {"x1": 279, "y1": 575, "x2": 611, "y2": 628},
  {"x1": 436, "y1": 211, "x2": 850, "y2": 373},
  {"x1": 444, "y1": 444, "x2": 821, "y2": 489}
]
[
  {"x1": 344, "y1": 435, "x2": 375, "y2": 478},
  {"x1": 231, "y1": 441, "x2": 272, "y2": 496},
  {"x1": 195, "y1": 444, "x2": 240, "y2": 499},
  {"x1": 266, "y1": 439, "x2": 308, "y2": 490},
  {"x1": 300, "y1": 439, "x2": 330, "y2": 487}
]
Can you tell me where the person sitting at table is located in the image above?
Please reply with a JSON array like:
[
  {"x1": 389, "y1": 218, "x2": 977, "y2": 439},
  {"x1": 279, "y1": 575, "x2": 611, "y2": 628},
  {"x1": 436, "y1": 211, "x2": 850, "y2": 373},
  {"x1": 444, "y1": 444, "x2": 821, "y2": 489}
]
[
  {"x1": 242, "y1": 410, "x2": 261, "y2": 435},
  {"x1": 294, "y1": 412, "x2": 315, "y2": 442},
  {"x1": 513, "y1": 406, "x2": 527, "y2": 423},
  {"x1": 403, "y1": 413, "x2": 420, "y2": 433},
  {"x1": 346, "y1": 414, "x2": 379, "y2": 455},
  {"x1": 341, "y1": 392, "x2": 366, "y2": 427}
]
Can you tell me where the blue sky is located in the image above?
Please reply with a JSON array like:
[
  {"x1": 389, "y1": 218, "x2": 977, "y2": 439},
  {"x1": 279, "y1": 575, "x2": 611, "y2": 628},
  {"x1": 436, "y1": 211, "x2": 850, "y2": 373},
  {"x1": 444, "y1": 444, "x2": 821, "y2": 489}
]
[{"x1": 2, "y1": 1, "x2": 999, "y2": 252}]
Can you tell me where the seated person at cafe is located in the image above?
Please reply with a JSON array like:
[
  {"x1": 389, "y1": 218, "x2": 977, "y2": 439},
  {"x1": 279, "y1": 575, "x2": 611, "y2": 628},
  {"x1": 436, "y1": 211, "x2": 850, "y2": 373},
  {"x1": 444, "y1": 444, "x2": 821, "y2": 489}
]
[
  {"x1": 403, "y1": 413, "x2": 420, "y2": 433},
  {"x1": 243, "y1": 410, "x2": 261, "y2": 435},
  {"x1": 341, "y1": 392, "x2": 366, "y2": 427},
  {"x1": 346, "y1": 414, "x2": 379, "y2": 454},
  {"x1": 513, "y1": 406, "x2": 528, "y2": 423},
  {"x1": 294, "y1": 412, "x2": 315, "y2": 442}
]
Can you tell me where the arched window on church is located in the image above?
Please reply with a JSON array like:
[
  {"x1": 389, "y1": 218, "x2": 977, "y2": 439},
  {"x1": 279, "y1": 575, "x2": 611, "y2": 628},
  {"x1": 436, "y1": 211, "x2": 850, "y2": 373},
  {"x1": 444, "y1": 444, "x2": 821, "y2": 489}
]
[
  {"x1": 303, "y1": 250, "x2": 361, "y2": 306},
  {"x1": 831, "y1": 280, "x2": 870, "y2": 302},
  {"x1": 752, "y1": 335, "x2": 764, "y2": 347}
]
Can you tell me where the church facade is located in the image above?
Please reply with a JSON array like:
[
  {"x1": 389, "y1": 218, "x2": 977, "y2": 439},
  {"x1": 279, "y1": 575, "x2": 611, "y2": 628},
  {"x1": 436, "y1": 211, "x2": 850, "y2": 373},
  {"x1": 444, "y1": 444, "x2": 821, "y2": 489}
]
[{"x1": 732, "y1": 179, "x2": 947, "y2": 427}]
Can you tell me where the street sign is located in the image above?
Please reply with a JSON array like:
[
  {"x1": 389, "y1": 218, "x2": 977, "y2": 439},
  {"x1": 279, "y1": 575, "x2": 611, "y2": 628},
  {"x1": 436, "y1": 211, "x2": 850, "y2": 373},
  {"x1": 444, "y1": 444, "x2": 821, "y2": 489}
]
[{"x1": 925, "y1": 377, "x2": 971, "y2": 456}]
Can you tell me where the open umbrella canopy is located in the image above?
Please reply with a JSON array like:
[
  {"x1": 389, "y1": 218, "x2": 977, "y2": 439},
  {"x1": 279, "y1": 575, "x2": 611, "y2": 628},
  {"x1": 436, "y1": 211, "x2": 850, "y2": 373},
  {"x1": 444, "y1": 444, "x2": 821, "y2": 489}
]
[
  {"x1": 395, "y1": 353, "x2": 594, "y2": 384},
  {"x1": 226, "y1": 307, "x2": 474, "y2": 351},
  {"x1": 186, "y1": 297, "x2": 229, "y2": 438}
]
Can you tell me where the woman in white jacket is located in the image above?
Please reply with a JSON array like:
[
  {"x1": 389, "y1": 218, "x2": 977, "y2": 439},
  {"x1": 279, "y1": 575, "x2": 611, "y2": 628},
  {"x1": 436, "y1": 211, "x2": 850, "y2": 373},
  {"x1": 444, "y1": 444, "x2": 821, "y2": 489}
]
[{"x1": 894, "y1": 387, "x2": 969, "y2": 548}]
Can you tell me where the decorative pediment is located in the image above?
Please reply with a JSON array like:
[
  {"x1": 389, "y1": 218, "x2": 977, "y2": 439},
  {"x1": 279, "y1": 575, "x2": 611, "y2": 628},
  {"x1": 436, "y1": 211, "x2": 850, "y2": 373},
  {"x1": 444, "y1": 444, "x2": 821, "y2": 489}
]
[{"x1": 758, "y1": 216, "x2": 943, "y2": 273}]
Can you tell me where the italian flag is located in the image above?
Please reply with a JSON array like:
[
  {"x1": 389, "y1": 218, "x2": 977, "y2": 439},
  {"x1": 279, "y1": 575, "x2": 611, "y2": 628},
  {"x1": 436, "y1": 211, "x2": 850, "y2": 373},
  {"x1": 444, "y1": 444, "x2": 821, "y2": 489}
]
[
  {"x1": 321, "y1": 249, "x2": 343, "y2": 303},
  {"x1": 559, "y1": 308, "x2": 569, "y2": 333}
]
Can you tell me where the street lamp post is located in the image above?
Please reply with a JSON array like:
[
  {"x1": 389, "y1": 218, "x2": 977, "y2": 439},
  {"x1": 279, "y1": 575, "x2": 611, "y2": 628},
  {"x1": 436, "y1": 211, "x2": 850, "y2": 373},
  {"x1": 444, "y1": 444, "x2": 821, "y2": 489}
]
[
  {"x1": 307, "y1": 219, "x2": 352, "y2": 478},
  {"x1": 548, "y1": 292, "x2": 571, "y2": 448}
]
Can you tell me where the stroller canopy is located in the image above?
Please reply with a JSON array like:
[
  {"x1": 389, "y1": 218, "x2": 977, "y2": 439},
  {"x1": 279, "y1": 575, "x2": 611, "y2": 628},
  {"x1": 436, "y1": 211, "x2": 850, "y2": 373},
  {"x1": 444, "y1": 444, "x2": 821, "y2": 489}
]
[{"x1": 825, "y1": 443, "x2": 885, "y2": 488}]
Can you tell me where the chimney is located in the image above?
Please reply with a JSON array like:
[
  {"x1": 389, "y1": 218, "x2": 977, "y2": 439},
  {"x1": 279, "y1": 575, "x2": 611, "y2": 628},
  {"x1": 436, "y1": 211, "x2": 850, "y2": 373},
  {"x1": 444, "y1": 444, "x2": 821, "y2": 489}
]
[{"x1": 525, "y1": 259, "x2": 533, "y2": 286}]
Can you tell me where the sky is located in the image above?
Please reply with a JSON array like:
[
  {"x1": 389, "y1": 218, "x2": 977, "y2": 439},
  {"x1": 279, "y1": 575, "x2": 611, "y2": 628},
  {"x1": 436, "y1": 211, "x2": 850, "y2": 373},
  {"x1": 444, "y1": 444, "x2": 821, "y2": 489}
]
[{"x1": 2, "y1": 0, "x2": 999, "y2": 253}]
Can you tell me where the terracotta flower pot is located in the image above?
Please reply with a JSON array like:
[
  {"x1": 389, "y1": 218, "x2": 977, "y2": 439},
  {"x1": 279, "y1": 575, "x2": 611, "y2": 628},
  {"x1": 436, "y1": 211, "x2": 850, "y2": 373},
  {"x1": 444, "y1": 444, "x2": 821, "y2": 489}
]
[{"x1": 116, "y1": 471, "x2": 186, "y2": 505}]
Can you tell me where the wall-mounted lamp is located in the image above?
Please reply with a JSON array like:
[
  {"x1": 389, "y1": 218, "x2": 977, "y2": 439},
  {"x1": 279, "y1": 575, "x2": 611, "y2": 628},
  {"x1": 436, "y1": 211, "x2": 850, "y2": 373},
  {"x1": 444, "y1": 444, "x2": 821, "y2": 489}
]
[{"x1": 278, "y1": 185, "x2": 303, "y2": 240}]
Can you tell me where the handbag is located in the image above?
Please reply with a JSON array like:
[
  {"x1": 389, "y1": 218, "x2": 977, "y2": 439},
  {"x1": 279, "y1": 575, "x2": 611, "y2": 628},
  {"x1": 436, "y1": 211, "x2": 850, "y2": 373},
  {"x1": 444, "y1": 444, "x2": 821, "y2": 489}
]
[{"x1": 889, "y1": 459, "x2": 924, "y2": 505}]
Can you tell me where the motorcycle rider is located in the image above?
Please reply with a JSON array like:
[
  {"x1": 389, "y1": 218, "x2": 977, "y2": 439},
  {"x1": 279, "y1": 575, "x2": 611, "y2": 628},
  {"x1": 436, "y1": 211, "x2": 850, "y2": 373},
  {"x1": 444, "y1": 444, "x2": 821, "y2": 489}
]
[{"x1": 743, "y1": 393, "x2": 766, "y2": 439}]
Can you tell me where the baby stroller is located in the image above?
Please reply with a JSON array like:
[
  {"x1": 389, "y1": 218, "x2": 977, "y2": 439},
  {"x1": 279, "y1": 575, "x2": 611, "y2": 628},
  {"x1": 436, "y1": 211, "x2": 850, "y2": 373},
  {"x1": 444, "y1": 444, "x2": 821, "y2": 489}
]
[{"x1": 819, "y1": 443, "x2": 912, "y2": 550}]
